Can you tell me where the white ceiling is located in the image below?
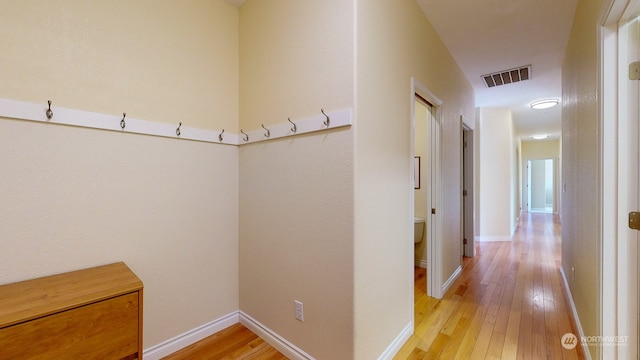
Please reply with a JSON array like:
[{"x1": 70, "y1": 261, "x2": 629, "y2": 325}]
[
  {"x1": 417, "y1": 0, "x2": 579, "y2": 140},
  {"x1": 226, "y1": 0, "x2": 577, "y2": 141}
]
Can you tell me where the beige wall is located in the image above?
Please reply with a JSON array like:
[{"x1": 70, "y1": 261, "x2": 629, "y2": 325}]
[
  {"x1": 2, "y1": 1, "x2": 477, "y2": 357},
  {"x1": 477, "y1": 107, "x2": 516, "y2": 239},
  {"x1": 355, "y1": 1, "x2": 474, "y2": 358},
  {"x1": 239, "y1": 0, "x2": 354, "y2": 129},
  {"x1": 238, "y1": 1, "x2": 355, "y2": 358},
  {"x1": 1, "y1": 1, "x2": 239, "y2": 131},
  {"x1": 562, "y1": 0, "x2": 603, "y2": 358},
  {"x1": 0, "y1": 0, "x2": 240, "y2": 348},
  {"x1": 522, "y1": 140, "x2": 560, "y2": 159}
]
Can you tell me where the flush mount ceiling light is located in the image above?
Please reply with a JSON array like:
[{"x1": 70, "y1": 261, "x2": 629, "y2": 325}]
[
  {"x1": 532, "y1": 134, "x2": 548, "y2": 140},
  {"x1": 530, "y1": 99, "x2": 559, "y2": 109}
]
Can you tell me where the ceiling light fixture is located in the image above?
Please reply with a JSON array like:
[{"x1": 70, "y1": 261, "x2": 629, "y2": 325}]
[
  {"x1": 532, "y1": 134, "x2": 548, "y2": 140},
  {"x1": 530, "y1": 99, "x2": 559, "y2": 109}
]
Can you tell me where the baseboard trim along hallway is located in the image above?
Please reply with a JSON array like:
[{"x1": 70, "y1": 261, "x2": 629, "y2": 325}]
[
  {"x1": 239, "y1": 311, "x2": 315, "y2": 360},
  {"x1": 143, "y1": 310, "x2": 317, "y2": 360},
  {"x1": 560, "y1": 267, "x2": 591, "y2": 360},
  {"x1": 378, "y1": 322, "x2": 414, "y2": 360},
  {"x1": 441, "y1": 265, "x2": 463, "y2": 296},
  {"x1": 143, "y1": 311, "x2": 239, "y2": 360}
]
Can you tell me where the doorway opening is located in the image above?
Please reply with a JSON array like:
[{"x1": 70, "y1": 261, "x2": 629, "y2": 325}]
[
  {"x1": 462, "y1": 124, "x2": 475, "y2": 257},
  {"x1": 411, "y1": 78, "x2": 444, "y2": 300},
  {"x1": 413, "y1": 96, "x2": 432, "y2": 275},
  {"x1": 526, "y1": 158, "x2": 555, "y2": 213}
]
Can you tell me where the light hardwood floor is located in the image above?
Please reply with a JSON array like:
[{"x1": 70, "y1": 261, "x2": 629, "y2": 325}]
[
  {"x1": 161, "y1": 323, "x2": 288, "y2": 360},
  {"x1": 162, "y1": 212, "x2": 582, "y2": 359},
  {"x1": 394, "y1": 212, "x2": 583, "y2": 359}
]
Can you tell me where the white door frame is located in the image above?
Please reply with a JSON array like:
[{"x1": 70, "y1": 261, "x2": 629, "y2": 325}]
[
  {"x1": 411, "y1": 78, "x2": 444, "y2": 298},
  {"x1": 600, "y1": 0, "x2": 640, "y2": 358}
]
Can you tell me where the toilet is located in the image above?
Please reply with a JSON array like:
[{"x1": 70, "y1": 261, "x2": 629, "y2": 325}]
[{"x1": 414, "y1": 217, "x2": 425, "y2": 243}]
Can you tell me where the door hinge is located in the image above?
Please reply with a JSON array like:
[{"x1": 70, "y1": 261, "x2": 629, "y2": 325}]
[
  {"x1": 463, "y1": 238, "x2": 468, "y2": 245},
  {"x1": 629, "y1": 212, "x2": 640, "y2": 230},
  {"x1": 463, "y1": 190, "x2": 468, "y2": 196},
  {"x1": 431, "y1": 208, "x2": 436, "y2": 215},
  {"x1": 630, "y1": 61, "x2": 640, "y2": 80}
]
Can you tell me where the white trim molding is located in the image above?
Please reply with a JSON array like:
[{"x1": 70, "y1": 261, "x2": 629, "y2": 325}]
[
  {"x1": 441, "y1": 265, "x2": 463, "y2": 295},
  {"x1": 560, "y1": 268, "x2": 591, "y2": 360},
  {"x1": 239, "y1": 311, "x2": 315, "y2": 360},
  {"x1": 143, "y1": 311, "x2": 316, "y2": 360},
  {"x1": 143, "y1": 312, "x2": 239, "y2": 360},
  {"x1": 377, "y1": 322, "x2": 413, "y2": 360}
]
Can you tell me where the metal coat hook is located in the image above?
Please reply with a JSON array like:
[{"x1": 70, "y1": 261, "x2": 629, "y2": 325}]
[
  {"x1": 240, "y1": 129, "x2": 249, "y2": 142},
  {"x1": 321, "y1": 109, "x2": 330, "y2": 127},
  {"x1": 218, "y1": 129, "x2": 225, "y2": 142},
  {"x1": 176, "y1": 122, "x2": 182, "y2": 137},
  {"x1": 46, "y1": 100, "x2": 53, "y2": 120},
  {"x1": 261, "y1": 124, "x2": 271, "y2": 138},
  {"x1": 120, "y1": 113, "x2": 126, "y2": 129},
  {"x1": 288, "y1": 118, "x2": 297, "y2": 133}
]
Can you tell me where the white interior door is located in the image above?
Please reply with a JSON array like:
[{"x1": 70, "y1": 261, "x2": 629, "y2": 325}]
[
  {"x1": 631, "y1": 16, "x2": 640, "y2": 359},
  {"x1": 462, "y1": 126, "x2": 474, "y2": 257},
  {"x1": 602, "y1": 2, "x2": 640, "y2": 357},
  {"x1": 624, "y1": 14, "x2": 640, "y2": 359},
  {"x1": 621, "y1": 10, "x2": 640, "y2": 359}
]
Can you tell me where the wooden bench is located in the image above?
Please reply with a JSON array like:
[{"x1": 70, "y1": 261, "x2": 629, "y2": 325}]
[{"x1": 0, "y1": 262, "x2": 143, "y2": 359}]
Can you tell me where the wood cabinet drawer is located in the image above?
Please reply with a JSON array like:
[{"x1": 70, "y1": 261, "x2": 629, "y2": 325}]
[
  {"x1": 0, "y1": 263, "x2": 143, "y2": 359},
  {"x1": 0, "y1": 292, "x2": 139, "y2": 360}
]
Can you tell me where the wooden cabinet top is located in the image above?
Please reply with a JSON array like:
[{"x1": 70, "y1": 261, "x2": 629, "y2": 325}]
[{"x1": 0, "y1": 262, "x2": 143, "y2": 328}]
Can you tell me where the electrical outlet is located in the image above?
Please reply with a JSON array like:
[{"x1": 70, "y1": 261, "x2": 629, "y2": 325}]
[{"x1": 294, "y1": 300, "x2": 304, "y2": 322}]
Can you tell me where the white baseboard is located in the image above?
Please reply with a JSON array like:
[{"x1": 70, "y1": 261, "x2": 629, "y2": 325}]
[
  {"x1": 442, "y1": 265, "x2": 462, "y2": 295},
  {"x1": 475, "y1": 235, "x2": 512, "y2": 242},
  {"x1": 414, "y1": 259, "x2": 428, "y2": 268},
  {"x1": 142, "y1": 311, "x2": 416, "y2": 360},
  {"x1": 559, "y1": 268, "x2": 591, "y2": 360},
  {"x1": 239, "y1": 311, "x2": 315, "y2": 360},
  {"x1": 143, "y1": 311, "x2": 239, "y2": 360},
  {"x1": 377, "y1": 321, "x2": 413, "y2": 360}
]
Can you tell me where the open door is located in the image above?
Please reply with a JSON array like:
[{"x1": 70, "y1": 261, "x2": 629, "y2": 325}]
[
  {"x1": 628, "y1": 14, "x2": 640, "y2": 360},
  {"x1": 462, "y1": 124, "x2": 475, "y2": 257},
  {"x1": 601, "y1": 2, "x2": 640, "y2": 358}
]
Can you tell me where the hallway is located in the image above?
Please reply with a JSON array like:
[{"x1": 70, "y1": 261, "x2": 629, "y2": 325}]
[{"x1": 395, "y1": 213, "x2": 582, "y2": 359}]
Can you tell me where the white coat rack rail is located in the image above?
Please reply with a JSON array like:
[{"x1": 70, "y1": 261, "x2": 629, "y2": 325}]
[
  {"x1": 236, "y1": 108, "x2": 351, "y2": 145},
  {"x1": 0, "y1": 98, "x2": 352, "y2": 146}
]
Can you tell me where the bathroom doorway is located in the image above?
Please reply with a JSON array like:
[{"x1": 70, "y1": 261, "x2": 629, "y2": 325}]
[
  {"x1": 414, "y1": 96, "x2": 432, "y2": 273},
  {"x1": 411, "y1": 77, "x2": 443, "y2": 299}
]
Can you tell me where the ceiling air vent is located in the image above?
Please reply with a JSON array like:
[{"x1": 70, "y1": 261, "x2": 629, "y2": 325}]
[{"x1": 482, "y1": 65, "x2": 531, "y2": 88}]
